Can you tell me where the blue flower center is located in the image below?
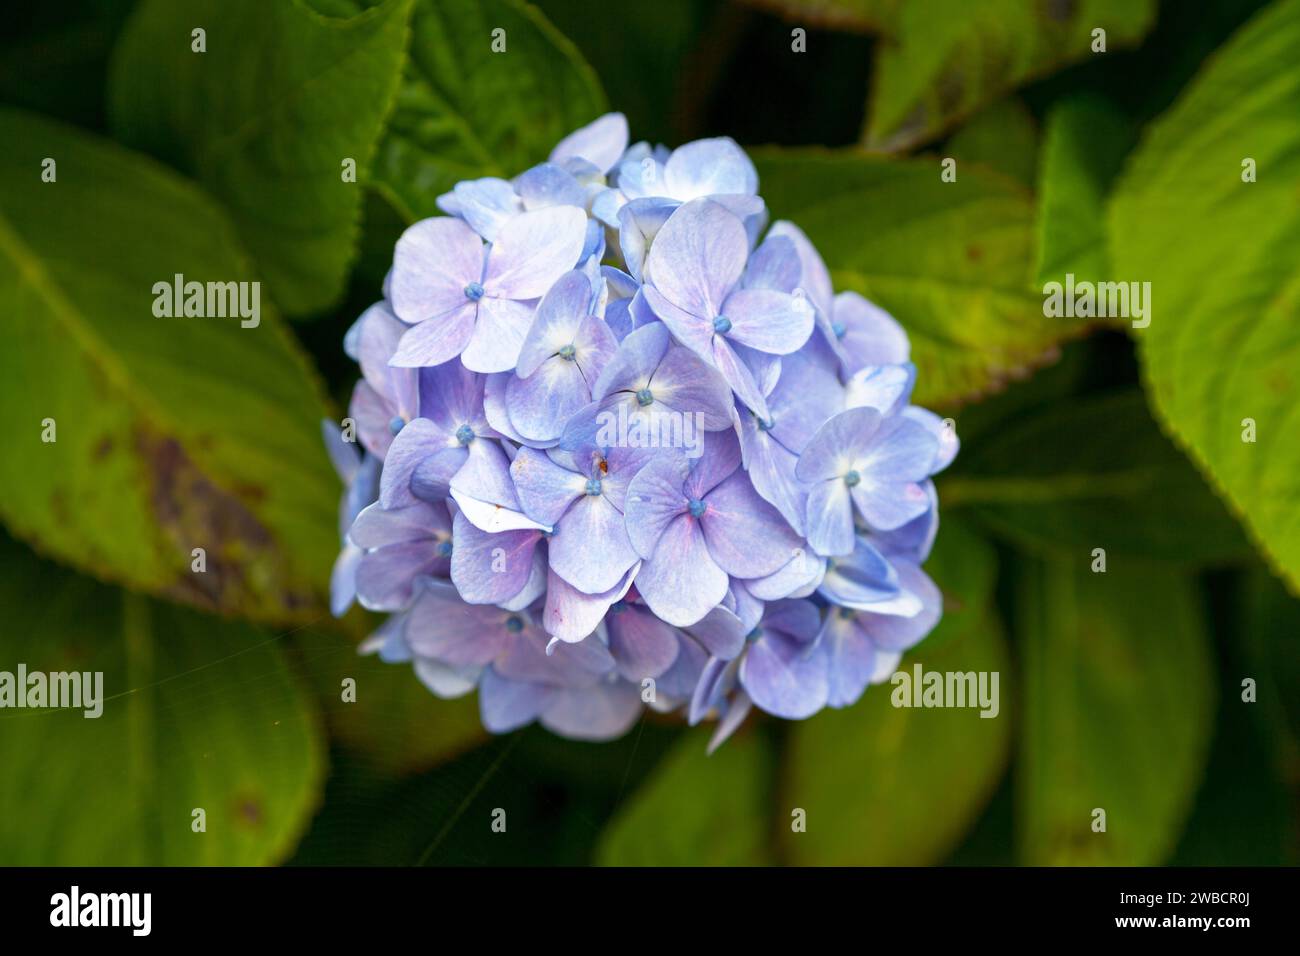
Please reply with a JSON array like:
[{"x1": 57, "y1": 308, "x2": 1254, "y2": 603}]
[
  {"x1": 455, "y1": 424, "x2": 475, "y2": 445},
  {"x1": 831, "y1": 321, "x2": 847, "y2": 339},
  {"x1": 688, "y1": 498, "x2": 707, "y2": 518},
  {"x1": 389, "y1": 416, "x2": 406, "y2": 436},
  {"x1": 505, "y1": 615, "x2": 524, "y2": 634},
  {"x1": 585, "y1": 478, "x2": 603, "y2": 496},
  {"x1": 756, "y1": 415, "x2": 774, "y2": 431},
  {"x1": 712, "y1": 316, "x2": 732, "y2": 335},
  {"x1": 636, "y1": 388, "x2": 654, "y2": 407},
  {"x1": 609, "y1": 601, "x2": 627, "y2": 615},
  {"x1": 745, "y1": 626, "x2": 763, "y2": 643},
  {"x1": 844, "y1": 469, "x2": 861, "y2": 487},
  {"x1": 436, "y1": 540, "x2": 453, "y2": 558},
  {"x1": 838, "y1": 607, "x2": 856, "y2": 621},
  {"x1": 463, "y1": 281, "x2": 485, "y2": 301},
  {"x1": 558, "y1": 344, "x2": 576, "y2": 361}
]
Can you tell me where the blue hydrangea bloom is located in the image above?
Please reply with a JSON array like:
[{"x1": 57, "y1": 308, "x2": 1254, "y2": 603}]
[{"x1": 329, "y1": 113, "x2": 957, "y2": 747}]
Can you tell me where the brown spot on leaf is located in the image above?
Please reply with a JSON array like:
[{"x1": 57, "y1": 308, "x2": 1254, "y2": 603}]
[
  {"x1": 135, "y1": 429, "x2": 315, "y2": 617},
  {"x1": 92, "y1": 435, "x2": 113, "y2": 461}
]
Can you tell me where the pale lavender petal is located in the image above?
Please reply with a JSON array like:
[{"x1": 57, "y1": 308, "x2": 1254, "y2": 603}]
[
  {"x1": 796, "y1": 406, "x2": 884, "y2": 482},
  {"x1": 389, "y1": 302, "x2": 477, "y2": 367},
  {"x1": 817, "y1": 536, "x2": 901, "y2": 607},
  {"x1": 356, "y1": 541, "x2": 445, "y2": 611},
  {"x1": 820, "y1": 614, "x2": 877, "y2": 709},
  {"x1": 443, "y1": 177, "x2": 521, "y2": 240},
  {"x1": 682, "y1": 605, "x2": 746, "y2": 660},
  {"x1": 856, "y1": 559, "x2": 942, "y2": 650},
  {"x1": 380, "y1": 418, "x2": 450, "y2": 508},
  {"x1": 804, "y1": 478, "x2": 855, "y2": 557},
  {"x1": 389, "y1": 217, "x2": 485, "y2": 323},
  {"x1": 506, "y1": 357, "x2": 591, "y2": 443},
  {"x1": 844, "y1": 363, "x2": 916, "y2": 416},
  {"x1": 834, "y1": 290, "x2": 909, "y2": 368},
  {"x1": 543, "y1": 565, "x2": 636, "y2": 643},
  {"x1": 623, "y1": 455, "x2": 691, "y2": 558},
  {"x1": 644, "y1": 198, "x2": 747, "y2": 320},
  {"x1": 549, "y1": 112, "x2": 629, "y2": 174},
  {"x1": 404, "y1": 580, "x2": 509, "y2": 666},
  {"x1": 356, "y1": 301, "x2": 419, "y2": 418},
  {"x1": 699, "y1": 471, "x2": 803, "y2": 578},
  {"x1": 768, "y1": 220, "x2": 833, "y2": 318},
  {"x1": 618, "y1": 197, "x2": 677, "y2": 283},
  {"x1": 857, "y1": 415, "x2": 939, "y2": 483},
  {"x1": 641, "y1": 283, "x2": 714, "y2": 359},
  {"x1": 634, "y1": 514, "x2": 728, "y2": 626},
  {"x1": 484, "y1": 205, "x2": 588, "y2": 299},
  {"x1": 721, "y1": 288, "x2": 814, "y2": 355},
  {"x1": 413, "y1": 658, "x2": 480, "y2": 699},
  {"x1": 510, "y1": 446, "x2": 586, "y2": 525},
  {"x1": 515, "y1": 162, "x2": 586, "y2": 210},
  {"x1": 740, "y1": 631, "x2": 828, "y2": 719},
  {"x1": 711, "y1": 336, "x2": 770, "y2": 419},
  {"x1": 461, "y1": 295, "x2": 535, "y2": 373},
  {"x1": 743, "y1": 233, "x2": 800, "y2": 292},
  {"x1": 541, "y1": 681, "x2": 642, "y2": 741},
  {"x1": 548, "y1": 493, "x2": 639, "y2": 594},
  {"x1": 647, "y1": 345, "x2": 735, "y2": 429},
  {"x1": 607, "y1": 605, "x2": 681, "y2": 680},
  {"x1": 479, "y1": 667, "x2": 554, "y2": 733},
  {"x1": 684, "y1": 427, "x2": 742, "y2": 499},
  {"x1": 663, "y1": 138, "x2": 758, "y2": 199},
  {"x1": 516, "y1": 270, "x2": 593, "y2": 377},
  {"x1": 852, "y1": 480, "x2": 932, "y2": 531},
  {"x1": 903, "y1": 406, "x2": 959, "y2": 473},
  {"x1": 449, "y1": 511, "x2": 541, "y2": 605}
]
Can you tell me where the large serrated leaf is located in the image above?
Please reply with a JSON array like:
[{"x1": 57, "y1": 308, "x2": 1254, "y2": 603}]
[
  {"x1": 0, "y1": 538, "x2": 326, "y2": 865},
  {"x1": 1109, "y1": 0, "x2": 1300, "y2": 592},
  {"x1": 0, "y1": 109, "x2": 338, "y2": 622},
  {"x1": 108, "y1": 0, "x2": 414, "y2": 315},
  {"x1": 754, "y1": 148, "x2": 1083, "y2": 406}
]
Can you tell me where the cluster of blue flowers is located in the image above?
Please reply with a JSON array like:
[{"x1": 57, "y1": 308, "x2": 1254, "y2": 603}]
[{"x1": 326, "y1": 113, "x2": 956, "y2": 750}]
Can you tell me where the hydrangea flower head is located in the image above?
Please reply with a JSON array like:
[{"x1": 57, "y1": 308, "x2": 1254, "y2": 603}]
[{"x1": 329, "y1": 113, "x2": 956, "y2": 748}]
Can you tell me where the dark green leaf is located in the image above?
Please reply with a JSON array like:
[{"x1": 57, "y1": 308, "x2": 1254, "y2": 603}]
[
  {"x1": 0, "y1": 538, "x2": 325, "y2": 865},
  {"x1": 0, "y1": 109, "x2": 338, "y2": 622},
  {"x1": 946, "y1": 390, "x2": 1253, "y2": 564},
  {"x1": 1034, "y1": 95, "x2": 1133, "y2": 287},
  {"x1": 596, "y1": 727, "x2": 776, "y2": 865},
  {"x1": 1015, "y1": 557, "x2": 1214, "y2": 864},
  {"x1": 374, "y1": 0, "x2": 607, "y2": 222},
  {"x1": 946, "y1": 98, "x2": 1039, "y2": 189},
  {"x1": 108, "y1": 0, "x2": 414, "y2": 315},
  {"x1": 754, "y1": 148, "x2": 1083, "y2": 406},
  {"x1": 781, "y1": 519, "x2": 1009, "y2": 864},
  {"x1": 1109, "y1": 0, "x2": 1300, "y2": 590}
]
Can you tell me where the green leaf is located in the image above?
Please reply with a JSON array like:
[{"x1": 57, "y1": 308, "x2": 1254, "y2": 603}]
[
  {"x1": 1109, "y1": 0, "x2": 1300, "y2": 591},
  {"x1": 1034, "y1": 95, "x2": 1133, "y2": 287},
  {"x1": 754, "y1": 149, "x2": 1080, "y2": 406},
  {"x1": 945, "y1": 390, "x2": 1253, "y2": 564},
  {"x1": 296, "y1": 624, "x2": 486, "y2": 775},
  {"x1": 108, "y1": 0, "x2": 414, "y2": 315},
  {"x1": 1242, "y1": 571, "x2": 1300, "y2": 772},
  {"x1": 863, "y1": 0, "x2": 1155, "y2": 149},
  {"x1": 1015, "y1": 557, "x2": 1214, "y2": 864},
  {"x1": 945, "y1": 98, "x2": 1040, "y2": 190},
  {"x1": 0, "y1": 538, "x2": 325, "y2": 865},
  {"x1": 0, "y1": 108, "x2": 338, "y2": 623},
  {"x1": 596, "y1": 727, "x2": 776, "y2": 866},
  {"x1": 782, "y1": 613, "x2": 1011, "y2": 865},
  {"x1": 374, "y1": 0, "x2": 607, "y2": 222}
]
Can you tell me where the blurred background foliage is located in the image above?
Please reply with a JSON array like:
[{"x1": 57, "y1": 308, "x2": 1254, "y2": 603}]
[{"x1": 0, "y1": 0, "x2": 1296, "y2": 866}]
